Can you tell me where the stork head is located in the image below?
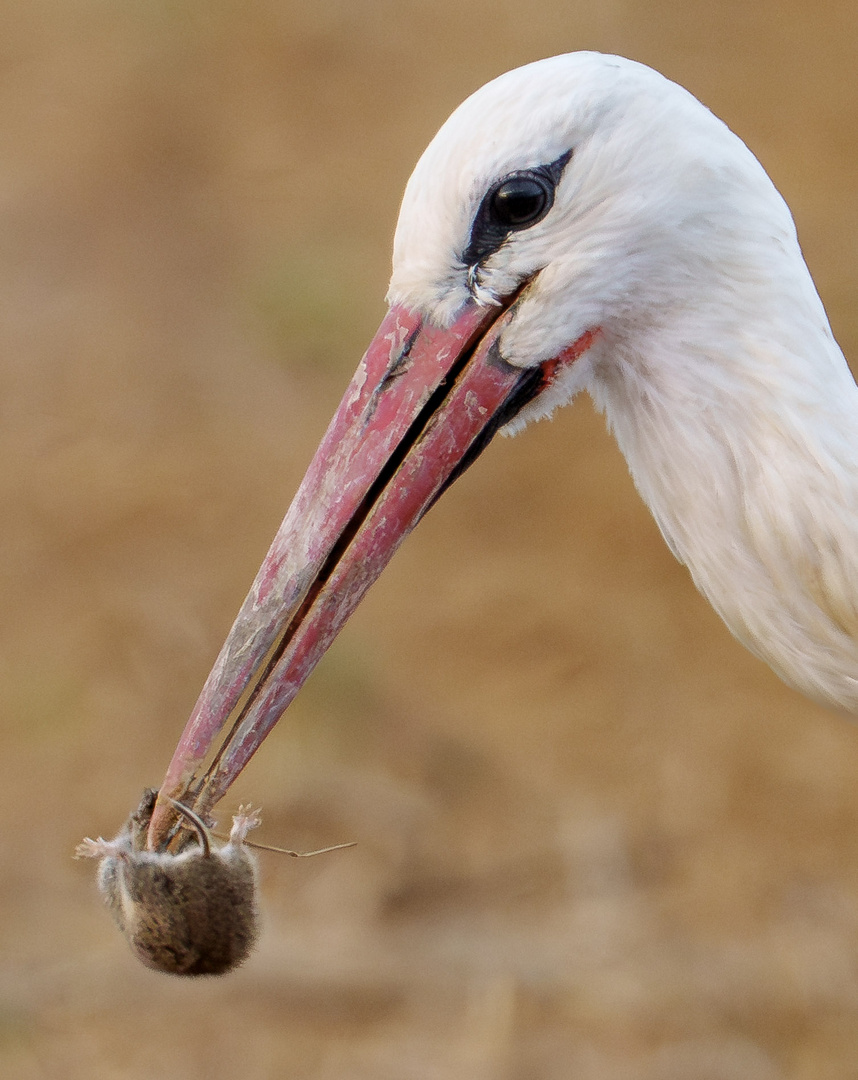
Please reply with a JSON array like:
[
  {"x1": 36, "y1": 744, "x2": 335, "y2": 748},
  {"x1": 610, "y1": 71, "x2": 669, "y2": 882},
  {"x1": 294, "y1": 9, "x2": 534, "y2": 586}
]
[
  {"x1": 148, "y1": 54, "x2": 857, "y2": 846},
  {"x1": 390, "y1": 52, "x2": 798, "y2": 428}
]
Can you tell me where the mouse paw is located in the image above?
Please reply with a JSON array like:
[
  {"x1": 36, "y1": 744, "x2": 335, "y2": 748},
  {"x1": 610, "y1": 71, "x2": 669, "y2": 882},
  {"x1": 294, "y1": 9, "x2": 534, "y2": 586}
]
[
  {"x1": 229, "y1": 805, "x2": 262, "y2": 846},
  {"x1": 74, "y1": 836, "x2": 124, "y2": 860}
]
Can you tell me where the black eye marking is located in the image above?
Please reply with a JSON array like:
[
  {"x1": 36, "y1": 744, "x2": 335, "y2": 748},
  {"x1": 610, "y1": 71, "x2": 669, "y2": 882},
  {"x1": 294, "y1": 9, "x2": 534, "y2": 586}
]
[{"x1": 463, "y1": 149, "x2": 572, "y2": 268}]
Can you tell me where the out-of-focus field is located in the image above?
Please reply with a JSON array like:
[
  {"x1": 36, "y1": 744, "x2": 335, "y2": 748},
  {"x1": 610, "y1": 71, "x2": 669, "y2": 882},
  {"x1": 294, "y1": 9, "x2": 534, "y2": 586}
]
[{"x1": 3, "y1": 2, "x2": 858, "y2": 1077}]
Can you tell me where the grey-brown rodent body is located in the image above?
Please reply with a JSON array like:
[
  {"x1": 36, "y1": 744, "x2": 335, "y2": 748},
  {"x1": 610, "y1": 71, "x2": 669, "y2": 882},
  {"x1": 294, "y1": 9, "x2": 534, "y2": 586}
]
[{"x1": 90, "y1": 789, "x2": 259, "y2": 976}]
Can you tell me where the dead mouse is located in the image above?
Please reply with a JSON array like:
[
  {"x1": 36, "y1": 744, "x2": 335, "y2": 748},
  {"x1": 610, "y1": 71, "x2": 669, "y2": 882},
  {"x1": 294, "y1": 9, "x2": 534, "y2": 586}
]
[{"x1": 76, "y1": 789, "x2": 260, "y2": 976}]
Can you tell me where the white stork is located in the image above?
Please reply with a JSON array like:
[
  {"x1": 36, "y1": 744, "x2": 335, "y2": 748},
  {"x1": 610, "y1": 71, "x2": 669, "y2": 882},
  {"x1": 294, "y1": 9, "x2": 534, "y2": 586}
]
[{"x1": 148, "y1": 52, "x2": 858, "y2": 846}]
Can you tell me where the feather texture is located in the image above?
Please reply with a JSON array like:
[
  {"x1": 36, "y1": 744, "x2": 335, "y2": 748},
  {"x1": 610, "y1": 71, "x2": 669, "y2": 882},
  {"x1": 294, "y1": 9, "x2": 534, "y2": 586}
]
[{"x1": 387, "y1": 53, "x2": 858, "y2": 710}]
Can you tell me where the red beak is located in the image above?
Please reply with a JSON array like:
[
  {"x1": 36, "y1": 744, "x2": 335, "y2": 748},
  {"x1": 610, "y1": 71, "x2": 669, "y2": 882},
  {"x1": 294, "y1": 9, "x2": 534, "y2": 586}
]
[{"x1": 148, "y1": 286, "x2": 597, "y2": 848}]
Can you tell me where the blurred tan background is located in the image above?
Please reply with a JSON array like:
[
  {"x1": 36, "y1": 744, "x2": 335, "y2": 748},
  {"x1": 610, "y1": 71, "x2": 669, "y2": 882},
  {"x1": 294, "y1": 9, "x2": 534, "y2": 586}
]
[{"x1": 3, "y1": 1, "x2": 858, "y2": 1077}]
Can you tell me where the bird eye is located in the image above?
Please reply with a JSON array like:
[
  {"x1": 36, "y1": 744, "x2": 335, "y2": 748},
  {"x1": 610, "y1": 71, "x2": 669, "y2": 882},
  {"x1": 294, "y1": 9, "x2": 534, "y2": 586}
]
[
  {"x1": 490, "y1": 176, "x2": 550, "y2": 228},
  {"x1": 463, "y1": 150, "x2": 571, "y2": 269}
]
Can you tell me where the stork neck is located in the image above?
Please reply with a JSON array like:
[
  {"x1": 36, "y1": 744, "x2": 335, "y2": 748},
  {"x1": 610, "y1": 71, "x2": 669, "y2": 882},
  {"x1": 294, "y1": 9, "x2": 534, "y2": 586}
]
[{"x1": 589, "y1": 291, "x2": 858, "y2": 712}]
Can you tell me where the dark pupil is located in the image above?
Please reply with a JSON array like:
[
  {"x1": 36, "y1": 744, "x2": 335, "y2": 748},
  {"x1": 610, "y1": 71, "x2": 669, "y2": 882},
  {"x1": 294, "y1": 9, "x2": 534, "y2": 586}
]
[{"x1": 491, "y1": 178, "x2": 547, "y2": 227}]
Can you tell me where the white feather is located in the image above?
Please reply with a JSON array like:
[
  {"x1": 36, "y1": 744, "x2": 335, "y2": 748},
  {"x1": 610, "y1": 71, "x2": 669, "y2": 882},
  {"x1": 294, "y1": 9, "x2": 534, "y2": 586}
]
[{"x1": 387, "y1": 52, "x2": 858, "y2": 712}]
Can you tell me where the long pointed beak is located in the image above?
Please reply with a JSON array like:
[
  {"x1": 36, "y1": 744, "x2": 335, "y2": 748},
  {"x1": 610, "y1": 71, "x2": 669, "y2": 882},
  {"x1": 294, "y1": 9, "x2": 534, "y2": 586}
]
[{"x1": 148, "y1": 286, "x2": 596, "y2": 849}]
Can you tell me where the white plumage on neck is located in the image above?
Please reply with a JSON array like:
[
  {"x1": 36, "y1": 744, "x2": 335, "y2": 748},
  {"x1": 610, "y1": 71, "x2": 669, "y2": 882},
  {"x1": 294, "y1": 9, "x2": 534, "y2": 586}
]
[
  {"x1": 593, "y1": 290, "x2": 858, "y2": 711},
  {"x1": 387, "y1": 52, "x2": 858, "y2": 711}
]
